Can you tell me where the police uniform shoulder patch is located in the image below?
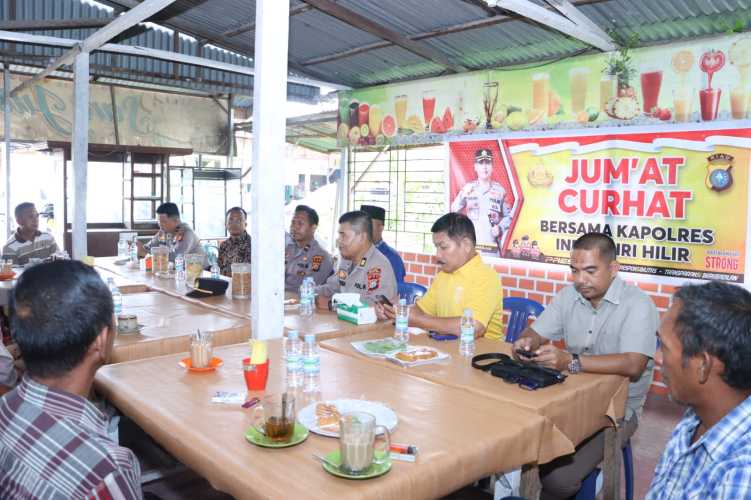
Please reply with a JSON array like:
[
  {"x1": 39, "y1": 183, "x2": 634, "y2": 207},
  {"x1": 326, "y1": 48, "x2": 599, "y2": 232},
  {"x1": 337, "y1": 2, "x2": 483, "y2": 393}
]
[
  {"x1": 311, "y1": 255, "x2": 324, "y2": 272},
  {"x1": 367, "y1": 267, "x2": 382, "y2": 291},
  {"x1": 359, "y1": 257, "x2": 367, "y2": 267}
]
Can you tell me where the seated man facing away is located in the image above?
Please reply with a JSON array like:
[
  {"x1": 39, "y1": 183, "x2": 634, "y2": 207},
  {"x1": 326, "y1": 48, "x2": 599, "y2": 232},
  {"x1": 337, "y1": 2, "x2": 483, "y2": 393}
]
[
  {"x1": 138, "y1": 202, "x2": 203, "y2": 260},
  {"x1": 513, "y1": 232, "x2": 658, "y2": 500},
  {"x1": 647, "y1": 282, "x2": 751, "y2": 499},
  {"x1": 376, "y1": 212, "x2": 503, "y2": 338},
  {"x1": 315, "y1": 210, "x2": 397, "y2": 309},
  {"x1": 2, "y1": 202, "x2": 59, "y2": 265},
  {"x1": 0, "y1": 260, "x2": 142, "y2": 499},
  {"x1": 217, "y1": 206, "x2": 252, "y2": 276},
  {"x1": 359, "y1": 205, "x2": 406, "y2": 284},
  {"x1": 285, "y1": 205, "x2": 334, "y2": 292}
]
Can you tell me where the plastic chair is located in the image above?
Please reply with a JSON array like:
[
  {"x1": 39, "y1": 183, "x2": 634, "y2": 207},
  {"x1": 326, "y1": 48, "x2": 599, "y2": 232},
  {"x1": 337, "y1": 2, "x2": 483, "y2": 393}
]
[
  {"x1": 575, "y1": 440, "x2": 633, "y2": 500},
  {"x1": 502, "y1": 297, "x2": 545, "y2": 343},
  {"x1": 398, "y1": 282, "x2": 427, "y2": 305}
]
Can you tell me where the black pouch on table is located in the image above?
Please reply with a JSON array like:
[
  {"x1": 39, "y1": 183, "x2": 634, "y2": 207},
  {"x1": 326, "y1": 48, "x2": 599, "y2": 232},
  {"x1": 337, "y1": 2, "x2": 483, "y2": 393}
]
[
  {"x1": 472, "y1": 353, "x2": 567, "y2": 390},
  {"x1": 186, "y1": 277, "x2": 228, "y2": 298}
]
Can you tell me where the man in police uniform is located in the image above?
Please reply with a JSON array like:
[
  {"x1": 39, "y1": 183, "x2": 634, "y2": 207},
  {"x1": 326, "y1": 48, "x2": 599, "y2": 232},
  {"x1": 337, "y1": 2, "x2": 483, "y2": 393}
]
[
  {"x1": 285, "y1": 205, "x2": 334, "y2": 292},
  {"x1": 450, "y1": 148, "x2": 512, "y2": 255},
  {"x1": 315, "y1": 210, "x2": 397, "y2": 309}
]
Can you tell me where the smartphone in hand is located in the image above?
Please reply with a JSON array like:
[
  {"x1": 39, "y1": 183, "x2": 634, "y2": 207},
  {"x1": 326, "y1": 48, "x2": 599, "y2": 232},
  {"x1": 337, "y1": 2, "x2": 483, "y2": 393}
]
[{"x1": 375, "y1": 294, "x2": 393, "y2": 307}]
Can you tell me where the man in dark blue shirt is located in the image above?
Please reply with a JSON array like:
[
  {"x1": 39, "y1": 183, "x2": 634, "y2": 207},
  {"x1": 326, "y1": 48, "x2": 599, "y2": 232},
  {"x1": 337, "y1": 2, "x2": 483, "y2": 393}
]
[{"x1": 360, "y1": 205, "x2": 405, "y2": 283}]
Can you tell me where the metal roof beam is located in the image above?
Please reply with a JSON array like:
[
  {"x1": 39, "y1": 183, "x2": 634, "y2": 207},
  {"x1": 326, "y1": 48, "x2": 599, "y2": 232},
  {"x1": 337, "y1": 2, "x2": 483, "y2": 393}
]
[
  {"x1": 489, "y1": 0, "x2": 616, "y2": 51},
  {"x1": 223, "y1": 4, "x2": 313, "y2": 38},
  {"x1": 301, "y1": 0, "x2": 467, "y2": 73},
  {"x1": 0, "y1": 18, "x2": 117, "y2": 31},
  {"x1": 302, "y1": 0, "x2": 612, "y2": 67},
  {"x1": 543, "y1": 0, "x2": 615, "y2": 47},
  {"x1": 10, "y1": 0, "x2": 178, "y2": 96},
  {"x1": 0, "y1": 29, "x2": 351, "y2": 91}
]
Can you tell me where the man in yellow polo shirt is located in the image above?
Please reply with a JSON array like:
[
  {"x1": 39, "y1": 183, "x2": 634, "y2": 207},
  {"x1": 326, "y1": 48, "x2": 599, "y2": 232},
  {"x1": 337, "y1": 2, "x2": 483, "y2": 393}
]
[{"x1": 376, "y1": 212, "x2": 503, "y2": 339}]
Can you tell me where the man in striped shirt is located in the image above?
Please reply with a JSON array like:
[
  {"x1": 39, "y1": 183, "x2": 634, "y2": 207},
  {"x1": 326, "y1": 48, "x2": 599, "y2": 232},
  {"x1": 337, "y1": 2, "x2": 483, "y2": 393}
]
[
  {"x1": 647, "y1": 282, "x2": 751, "y2": 499},
  {"x1": 0, "y1": 260, "x2": 143, "y2": 499},
  {"x1": 2, "y1": 202, "x2": 59, "y2": 265}
]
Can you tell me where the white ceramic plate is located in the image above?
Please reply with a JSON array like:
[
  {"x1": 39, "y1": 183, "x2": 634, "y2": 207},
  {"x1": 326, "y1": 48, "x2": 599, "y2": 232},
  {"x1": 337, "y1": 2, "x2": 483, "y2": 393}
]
[{"x1": 297, "y1": 399, "x2": 398, "y2": 438}]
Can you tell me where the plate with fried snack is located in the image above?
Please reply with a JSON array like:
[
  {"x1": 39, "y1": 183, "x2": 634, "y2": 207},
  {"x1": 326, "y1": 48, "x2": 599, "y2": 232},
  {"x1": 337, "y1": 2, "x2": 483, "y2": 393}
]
[
  {"x1": 297, "y1": 399, "x2": 398, "y2": 437},
  {"x1": 386, "y1": 346, "x2": 450, "y2": 367}
]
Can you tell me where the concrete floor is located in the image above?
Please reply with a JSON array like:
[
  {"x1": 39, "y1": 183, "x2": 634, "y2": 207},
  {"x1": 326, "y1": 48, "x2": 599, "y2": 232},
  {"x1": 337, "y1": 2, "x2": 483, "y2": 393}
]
[{"x1": 137, "y1": 393, "x2": 686, "y2": 500}]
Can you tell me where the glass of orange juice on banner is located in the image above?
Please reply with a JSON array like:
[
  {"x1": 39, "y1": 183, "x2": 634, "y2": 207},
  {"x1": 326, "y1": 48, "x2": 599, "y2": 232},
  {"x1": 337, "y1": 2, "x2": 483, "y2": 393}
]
[
  {"x1": 671, "y1": 50, "x2": 695, "y2": 121},
  {"x1": 569, "y1": 68, "x2": 589, "y2": 113},
  {"x1": 673, "y1": 87, "x2": 693, "y2": 122},
  {"x1": 532, "y1": 73, "x2": 550, "y2": 114},
  {"x1": 730, "y1": 38, "x2": 751, "y2": 119},
  {"x1": 394, "y1": 95, "x2": 408, "y2": 130},
  {"x1": 369, "y1": 104, "x2": 382, "y2": 137},
  {"x1": 600, "y1": 74, "x2": 615, "y2": 111}
]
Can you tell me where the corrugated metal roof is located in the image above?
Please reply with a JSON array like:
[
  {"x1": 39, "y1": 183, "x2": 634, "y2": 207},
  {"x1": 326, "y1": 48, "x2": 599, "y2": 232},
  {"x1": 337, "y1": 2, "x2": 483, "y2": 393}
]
[{"x1": 0, "y1": 0, "x2": 320, "y2": 102}]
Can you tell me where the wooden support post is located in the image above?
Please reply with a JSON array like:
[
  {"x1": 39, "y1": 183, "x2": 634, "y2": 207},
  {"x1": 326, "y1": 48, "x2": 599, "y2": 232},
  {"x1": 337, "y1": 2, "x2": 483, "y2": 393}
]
[
  {"x1": 250, "y1": 0, "x2": 290, "y2": 340},
  {"x1": 71, "y1": 51, "x2": 90, "y2": 259}
]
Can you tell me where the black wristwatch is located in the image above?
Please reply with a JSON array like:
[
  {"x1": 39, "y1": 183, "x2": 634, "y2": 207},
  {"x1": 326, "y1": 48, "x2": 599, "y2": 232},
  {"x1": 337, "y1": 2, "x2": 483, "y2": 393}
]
[{"x1": 568, "y1": 353, "x2": 581, "y2": 374}]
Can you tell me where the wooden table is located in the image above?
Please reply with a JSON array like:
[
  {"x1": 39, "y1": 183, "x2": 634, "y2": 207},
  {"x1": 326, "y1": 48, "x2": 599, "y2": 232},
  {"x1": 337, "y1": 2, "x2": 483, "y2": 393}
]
[
  {"x1": 111, "y1": 291, "x2": 250, "y2": 363},
  {"x1": 95, "y1": 341, "x2": 548, "y2": 500},
  {"x1": 96, "y1": 257, "x2": 388, "y2": 341},
  {"x1": 320, "y1": 327, "x2": 630, "y2": 497}
]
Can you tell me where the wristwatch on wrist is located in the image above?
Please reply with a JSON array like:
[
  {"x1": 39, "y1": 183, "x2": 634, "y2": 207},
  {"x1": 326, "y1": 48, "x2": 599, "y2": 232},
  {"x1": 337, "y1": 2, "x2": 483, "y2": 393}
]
[{"x1": 568, "y1": 353, "x2": 582, "y2": 374}]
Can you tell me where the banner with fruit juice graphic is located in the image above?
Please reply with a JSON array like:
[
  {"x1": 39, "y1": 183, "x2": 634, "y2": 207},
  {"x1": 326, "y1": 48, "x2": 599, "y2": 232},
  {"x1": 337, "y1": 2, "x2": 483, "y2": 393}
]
[
  {"x1": 494, "y1": 127, "x2": 751, "y2": 282},
  {"x1": 338, "y1": 33, "x2": 751, "y2": 147}
]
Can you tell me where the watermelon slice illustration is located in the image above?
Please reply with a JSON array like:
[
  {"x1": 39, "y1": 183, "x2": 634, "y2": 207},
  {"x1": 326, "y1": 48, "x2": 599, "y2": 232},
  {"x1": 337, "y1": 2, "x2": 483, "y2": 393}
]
[{"x1": 381, "y1": 114, "x2": 397, "y2": 138}]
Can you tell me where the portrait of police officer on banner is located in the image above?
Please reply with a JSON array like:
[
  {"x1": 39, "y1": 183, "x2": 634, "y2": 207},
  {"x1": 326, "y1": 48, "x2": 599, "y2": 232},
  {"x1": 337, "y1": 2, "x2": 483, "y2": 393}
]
[{"x1": 450, "y1": 147, "x2": 513, "y2": 256}]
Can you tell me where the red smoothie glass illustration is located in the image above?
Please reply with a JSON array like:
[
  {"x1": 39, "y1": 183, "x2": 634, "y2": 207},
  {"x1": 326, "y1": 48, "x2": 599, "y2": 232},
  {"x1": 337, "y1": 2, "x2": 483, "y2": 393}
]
[
  {"x1": 640, "y1": 68, "x2": 663, "y2": 113},
  {"x1": 699, "y1": 49, "x2": 725, "y2": 121}
]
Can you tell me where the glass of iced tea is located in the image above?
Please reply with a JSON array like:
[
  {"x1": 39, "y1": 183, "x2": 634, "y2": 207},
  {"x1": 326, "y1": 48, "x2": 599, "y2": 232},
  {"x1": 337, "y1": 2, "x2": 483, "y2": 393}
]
[
  {"x1": 152, "y1": 246, "x2": 170, "y2": 277},
  {"x1": 252, "y1": 394, "x2": 296, "y2": 443},
  {"x1": 184, "y1": 253, "x2": 204, "y2": 288}
]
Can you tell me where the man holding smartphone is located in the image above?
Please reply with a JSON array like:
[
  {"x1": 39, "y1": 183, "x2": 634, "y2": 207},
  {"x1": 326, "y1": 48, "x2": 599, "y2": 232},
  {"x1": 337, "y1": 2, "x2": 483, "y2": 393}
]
[
  {"x1": 375, "y1": 213, "x2": 503, "y2": 339},
  {"x1": 513, "y1": 232, "x2": 658, "y2": 500}
]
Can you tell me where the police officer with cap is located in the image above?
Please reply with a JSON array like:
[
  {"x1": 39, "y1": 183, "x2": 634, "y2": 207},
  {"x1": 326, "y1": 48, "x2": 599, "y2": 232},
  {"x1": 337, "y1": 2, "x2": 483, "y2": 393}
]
[
  {"x1": 285, "y1": 205, "x2": 334, "y2": 291},
  {"x1": 359, "y1": 205, "x2": 406, "y2": 283},
  {"x1": 315, "y1": 210, "x2": 397, "y2": 309},
  {"x1": 451, "y1": 148, "x2": 512, "y2": 255}
]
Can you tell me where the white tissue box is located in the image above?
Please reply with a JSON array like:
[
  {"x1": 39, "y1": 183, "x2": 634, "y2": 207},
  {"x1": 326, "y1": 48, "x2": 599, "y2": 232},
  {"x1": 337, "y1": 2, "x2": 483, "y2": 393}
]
[{"x1": 336, "y1": 303, "x2": 377, "y2": 325}]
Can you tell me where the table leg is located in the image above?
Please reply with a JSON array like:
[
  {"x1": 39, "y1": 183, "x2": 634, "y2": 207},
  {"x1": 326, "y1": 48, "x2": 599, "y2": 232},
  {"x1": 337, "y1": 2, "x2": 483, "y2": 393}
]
[
  {"x1": 519, "y1": 464, "x2": 541, "y2": 500},
  {"x1": 603, "y1": 426, "x2": 622, "y2": 500}
]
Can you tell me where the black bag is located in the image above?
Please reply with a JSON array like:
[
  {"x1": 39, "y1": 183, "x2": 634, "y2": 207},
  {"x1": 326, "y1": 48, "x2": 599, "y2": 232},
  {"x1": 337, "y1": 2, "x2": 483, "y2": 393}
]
[{"x1": 472, "y1": 353, "x2": 566, "y2": 390}]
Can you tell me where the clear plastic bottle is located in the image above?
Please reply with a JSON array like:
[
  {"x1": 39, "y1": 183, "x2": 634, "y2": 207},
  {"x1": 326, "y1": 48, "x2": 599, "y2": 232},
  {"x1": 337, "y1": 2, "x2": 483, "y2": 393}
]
[
  {"x1": 117, "y1": 238, "x2": 129, "y2": 259},
  {"x1": 210, "y1": 262, "x2": 220, "y2": 279},
  {"x1": 299, "y1": 277, "x2": 315, "y2": 317},
  {"x1": 459, "y1": 308, "x2": 476, "y2": 357},
  {"x1": 175, "y1": 254, "x2": 186, "y2": 284},
  {"x1": 302, "y1": 333, "x2": 321, "y2": 393},
  {"x1": 129, "y1": 237, "x2": 139, "y2": 264},
  {"x1": 107, "y1": 277, "x2": 123, "y2": 316},
  {"x1": 394, "y1": 298, "x2": 410, "y2": 344},
  {"x1": 285, "y1": 330, "x2": 303, "y2": 389}
]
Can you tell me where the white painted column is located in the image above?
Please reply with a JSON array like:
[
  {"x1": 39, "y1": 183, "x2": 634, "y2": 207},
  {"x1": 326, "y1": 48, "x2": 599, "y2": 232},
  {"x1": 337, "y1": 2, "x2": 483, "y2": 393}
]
[
  {"x1": 71, "y1": 51, "x2": 89, "y2": 259},
  {"x1": 3, "y1": 64, "x2": 11, "y2": 239},
  {"x1": 250, "y1": 0, "x2": 290, "y2": 340}
]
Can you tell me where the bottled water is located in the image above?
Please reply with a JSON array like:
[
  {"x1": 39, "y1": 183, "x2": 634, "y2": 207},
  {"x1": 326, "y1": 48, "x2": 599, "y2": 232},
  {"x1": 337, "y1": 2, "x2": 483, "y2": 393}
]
[
  {"x1": 302, "y1": 333, "x2": 321, "y2": 393},
  {"x1": 299, "y1": 277, "x2": 315, "y2": 317},
  {"x1": 107, "y1": 278, "x2": 123, "y2": 316},
  {"x1": 210, "y1": 263, "x2": 220, "y2": 279},
  {"x1": 394, "y1": 298, "x2": 410, "y2": 344},
  {"x1": 117, "y1": 238, "x2": 129, "y2": 259},
  {"x1": 459, "y1": 308, "x2": 476, "y2": 357},
  {"x1": 129, "y1": 237, "x2": 138, "y2": 263},
  {"x1": 285, "y1": 330, "x2": 303, "y2": 389},
  {"x1": 175, "y1": 254, "x2": 186, "y2": 283}
]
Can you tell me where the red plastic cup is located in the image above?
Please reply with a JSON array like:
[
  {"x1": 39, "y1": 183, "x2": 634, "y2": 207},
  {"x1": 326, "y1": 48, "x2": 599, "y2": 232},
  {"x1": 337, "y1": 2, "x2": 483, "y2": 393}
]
[{"x1": 243, "y1": 357, "x2": 269, "y2": 391}]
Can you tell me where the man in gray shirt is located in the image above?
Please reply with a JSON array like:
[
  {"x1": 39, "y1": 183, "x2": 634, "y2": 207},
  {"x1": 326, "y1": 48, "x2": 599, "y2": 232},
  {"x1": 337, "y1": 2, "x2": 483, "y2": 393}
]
[
  {"x1": 315, "y1": 211, "x2": 397, "y2": 308},
  {"x1": 513, "y1": 232, "x2": 658, "y2": 500},
  {"x1": 285, "y1": 205, "x2": 334, "y2": 291},
  {"x1": 138, "y1": 202, "x2": 204, "y2": 262}
]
